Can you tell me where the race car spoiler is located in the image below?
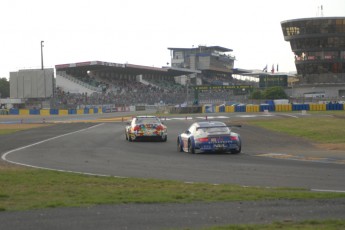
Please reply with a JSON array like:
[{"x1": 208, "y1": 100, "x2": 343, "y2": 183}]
[{"x1": 196, "y1": 125, "x2": 242, "y2": 130}]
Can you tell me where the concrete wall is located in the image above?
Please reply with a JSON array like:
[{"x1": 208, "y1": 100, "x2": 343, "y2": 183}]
[
  {"x1": 10, "y1": 69, "x2": 54, "y2": 99},
  {"x1": 285, "y1": 84, "x2": 345, "y2": 98}
]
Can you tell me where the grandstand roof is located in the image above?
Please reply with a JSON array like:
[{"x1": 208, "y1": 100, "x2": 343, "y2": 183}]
[
  {"x1": 168, "y1": 46, "x2": 233, "y2": 52},
  {"x1": 281, "y1": 16, "x2": 345, "y2": 24},
  {"x1": 55, "y1": 61, "x2": 198, "y2": 76}
]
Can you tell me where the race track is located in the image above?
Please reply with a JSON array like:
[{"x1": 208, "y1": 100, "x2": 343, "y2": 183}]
[{"x1": 3, "y1": 114, "x2": 345, "y2": 191}]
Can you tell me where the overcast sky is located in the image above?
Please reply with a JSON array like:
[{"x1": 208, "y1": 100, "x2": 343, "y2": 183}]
[{"x1": 1, "y1": 0, "x2": 344, "y2": 79}]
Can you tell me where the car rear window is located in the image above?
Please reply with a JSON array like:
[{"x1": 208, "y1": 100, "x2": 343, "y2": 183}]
[
  {"x1": 198, "y1": 126, "x2": 230, "y2": 133},
  {"x1": 136, "y1": 118, "x2": 161, "y2": 124}
]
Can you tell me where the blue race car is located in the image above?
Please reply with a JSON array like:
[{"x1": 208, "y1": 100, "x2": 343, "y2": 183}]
[{"x1": 177, "y1": 121, "x2": 241, "y2": 154}]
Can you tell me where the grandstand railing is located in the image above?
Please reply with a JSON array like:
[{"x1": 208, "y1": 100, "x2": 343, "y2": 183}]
[{"x1": 58, "y1": 71, "x2": 102, "y2": 93}]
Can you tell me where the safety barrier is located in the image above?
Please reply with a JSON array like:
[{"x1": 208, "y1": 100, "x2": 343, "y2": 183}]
[
  {"x1": 225, "y1": 106, "x2": 235, "y2": 113},
  {"x1": 246, "y1": 105, "x2": 260, "y2": 113},
  {"x1": 19, "y1": 109, "x2": 30, "y2": 115},
  {"x1": 7, "y1": 108, "x2": 102, "y2": 116},
  {"x1": 202, "y1": 103, "x2": 344, "y2": 113},
  {"x1": 326, "y1": 103, "x2": 344, "y2": 110},
  {"x1": 275, "y1": 104, "x2": 292, "y2": 112},
  {"x1": 3, "y1": 103, "x2": 344, "y2": 116},
  {"x1": 259, "y1": 104, "x2": 275, "y2": 112},
  {"x1": 40, "y1": 109, "x2": 50, "y2": 116},
  {"x1": 292, "y1": 104, "x2": 310, "y2": 111},
  {"x1": 235, "y1": 105, "x2": 246, "y2": 112},
  {"x1": 309, "y1": 104, "x2": 326, "y2": 111}
]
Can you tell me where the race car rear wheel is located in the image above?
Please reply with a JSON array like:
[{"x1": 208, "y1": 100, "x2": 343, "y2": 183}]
[
  {"x1": 188, "y1": 140, "x2": 195, "y2": 154},
  {"x1": 231, "y1": 145, "x2": 241, "y2": 154},
  {"x1": 162, "y1": 135, "x2": 167, "y2": 142},
  {"x1": 177, "y1": 138, "x2": 183, "y2": 152}
]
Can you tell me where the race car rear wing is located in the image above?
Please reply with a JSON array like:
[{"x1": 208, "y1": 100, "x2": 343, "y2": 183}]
[{"x1": 196, "y1": 125, "x2": 242, "y2": 130}]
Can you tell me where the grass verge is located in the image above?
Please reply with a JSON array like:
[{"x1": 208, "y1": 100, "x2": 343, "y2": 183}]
[
  {"x1": 0, "y1": 168, "x2": 345, "y2": 211},
  {"x1": 0, "y1": 123, "x2": 50, "y2": 135},
  {"x1": 205, "y1": 219, "x2": 345, "y2": 230},
  {"x1": 247, "y1": 115, "x2": 345, "y2": 145}
]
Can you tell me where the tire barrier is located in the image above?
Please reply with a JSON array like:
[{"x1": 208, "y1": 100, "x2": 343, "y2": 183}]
[
  {"x1": 259, "y1": 104, "x2": 275, "y2": 112},
  {"x1": 309, "y1": 104, "x2": 326, "y2": 111},
  {"x1": 326, "y1": 103, "x2": 344, "y2": 110},
  {"x1": 235, "y1": 105, "x2": 246, "y2": 112},
  {"x1": 7, "y1": 108, "x2": 102, "y2": 116},
  {"x1": 246, "y1": 105, "x2": 260, "y2": 113},
  {"x1": 3, "y1": 103, "x2": 344, "y2": 116},
  {"x1": 202, "y1": 103, "x2": 344, "y2": 113},
  {"x1": 40, "y1": 109, "x2": 50, "y2": 116},
  {"x1": 292, "y1": 104, "x2": 310, "y2": 111},
  {"x1": 225, "y1": 106, "x2": 235, "y2": 113},
  {"x1": 275, "y1": 104, "x2": 292, "y2": 112}
]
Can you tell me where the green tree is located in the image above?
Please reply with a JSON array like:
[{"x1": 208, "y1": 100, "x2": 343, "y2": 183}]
[
  {"x1": 0, "y1": 78, "x2": 10, "y2": 98},
  {"x1": 263, "y1": 86, "x2": 288, "y2": 99},
  {"x1": 250, "y1": 89, "x2": 263, "y2": 99}
]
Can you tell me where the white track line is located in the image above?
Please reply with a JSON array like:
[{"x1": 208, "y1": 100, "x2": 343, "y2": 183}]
[{"x1": 311, "y1": 189, "x2": 345, "y2": 193}]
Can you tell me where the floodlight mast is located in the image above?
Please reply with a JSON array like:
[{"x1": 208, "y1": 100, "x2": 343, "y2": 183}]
[{"x1": 41, "y1": 41, "x2": 44, "y2": 70}]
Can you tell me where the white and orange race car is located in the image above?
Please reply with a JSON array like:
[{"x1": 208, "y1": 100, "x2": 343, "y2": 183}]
[{"x1": 125, "y1": 116, "x2": 167, "y2": 142}]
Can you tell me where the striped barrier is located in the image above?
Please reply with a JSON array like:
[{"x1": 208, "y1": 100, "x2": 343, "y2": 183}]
[
  {"x1": 246, "y1": 105, "x2": 260, "y2": 113},
  {"x1": 309, "y1": 104, "x2": 326, "y2": 111},
  {"x1": 40, "y1": 109, "x2": 50, "y2": 116},
  {"x1": 77, "y1": 109, "x2": 84, "y2": 115},
  {"x1": 292, "y1": 104, "x2": 310, "y2": 111},
  {"x1": 275, "y1": 104, "x2": 292, "y2": 112},
  {"x1": 19, "y1": 109, "x2": 30, "y2": 115},
  {"x1": 202, "y1": 103, "x2": 344, "y2": 113},
  {"x1": 7, "y1": 108, "x2": 102, "y2": 115},
  {"x1": 58, "y1": 109, "x2": 68, "y2": 116},
  {"x1": 235, "y1": 105, "x2": 246, "y2": 112},
  {"x1": 259, "y1": 104, "x2": 275, "y2": 112},
  {"x1": 29, "y1": 109, "x2": 40, "y2": 115},
  {"x1": 326, "y1": 103, "x2": 344, "y2": 110},
  {"x1": 4, "y1": 104, "x2": 344, "y2": 116},
  {"x1": 225, "y1": 106, "x2": 235, "y2": 113}
]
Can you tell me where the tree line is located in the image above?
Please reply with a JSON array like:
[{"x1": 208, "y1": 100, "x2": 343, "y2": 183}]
[{"x1": 0, "y1": 78, "x2": 10, "y2": 98}]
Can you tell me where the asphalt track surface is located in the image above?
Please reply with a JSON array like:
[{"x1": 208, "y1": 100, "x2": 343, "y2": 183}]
[{"x1": 1, "y1": 113, "x2": 345, "y2": 229}]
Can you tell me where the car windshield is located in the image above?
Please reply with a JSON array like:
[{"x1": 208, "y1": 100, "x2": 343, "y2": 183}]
[{"x1": 135, "y1": 117, "x2": 161, "y2": 124}]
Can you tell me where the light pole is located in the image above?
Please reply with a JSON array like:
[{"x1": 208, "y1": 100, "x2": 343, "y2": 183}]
[
  {"x1": 41, "y1": 41, "x2": 44, "y2": 70},
  {"x1": 186, "y1": 75, "x2": 189, "y2": 105},
  {"x1": 242, "y1": 88, "x2": 246, "y2": 103}
]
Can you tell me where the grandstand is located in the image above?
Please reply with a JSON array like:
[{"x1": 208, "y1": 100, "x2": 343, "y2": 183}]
[
  {"x1": 54, "y1": 58, "x2": 257, "y2": 108},
  {"x1": 55, "y1": 61, "x2": 198, "y2": 108}
]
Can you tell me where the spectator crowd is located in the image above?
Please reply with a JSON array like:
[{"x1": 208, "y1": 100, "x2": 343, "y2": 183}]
[{"x1": 54, "y1": 75, "x2": 249, "y2": 109}]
